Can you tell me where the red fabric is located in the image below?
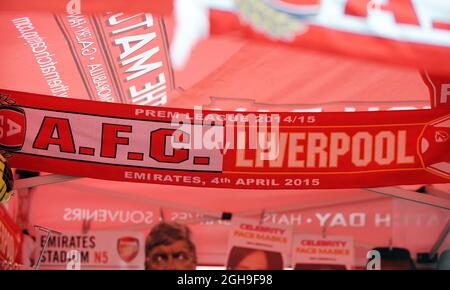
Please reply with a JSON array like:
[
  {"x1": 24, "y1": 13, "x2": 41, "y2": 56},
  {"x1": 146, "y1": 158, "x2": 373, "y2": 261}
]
[
  {"x1": 209, "y1": 1, "x2": 450, "y2": 76},
  {"x1": 168, "y1": 41, "x2": 429, "y2": 110},
  {"x1": 0, "y1": 11, "x2": 430, "y2": 111},
  {"x1": 2, "y1": 89, "x2": 449, "y2": 189},
  {"x1": 0, "y1": 205, "x2": 23, "y2": 268}
]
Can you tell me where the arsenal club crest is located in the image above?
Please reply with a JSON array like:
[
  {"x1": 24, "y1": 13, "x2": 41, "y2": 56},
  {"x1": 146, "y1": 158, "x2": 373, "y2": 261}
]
[
  {"x1": 117, "y1": 236, "x2": 140, "y2": 263},
  {"x1": 419, "y1": 115, "x2": 450, "y2": 179},
  {"x1": 0, "y1": 105, "x2": 26, "y2": 152}
]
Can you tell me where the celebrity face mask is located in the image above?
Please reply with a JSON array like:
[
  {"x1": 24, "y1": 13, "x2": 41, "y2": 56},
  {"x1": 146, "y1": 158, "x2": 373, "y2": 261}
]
[{"x1": 234, "y1": 250, "x2": 269, "y2": 270}]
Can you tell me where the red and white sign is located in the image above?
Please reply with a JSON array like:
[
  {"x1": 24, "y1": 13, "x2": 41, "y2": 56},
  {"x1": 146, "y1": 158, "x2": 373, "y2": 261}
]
[
  {"x1": 292, "y1": 234, "x2": 355, "y2": 269},
  {"x1": 1, "y1": 89, "x2": 449, "y2": 189},
  {"x1": 37, "y1": 230, "x2": 144, "y2": 270}
]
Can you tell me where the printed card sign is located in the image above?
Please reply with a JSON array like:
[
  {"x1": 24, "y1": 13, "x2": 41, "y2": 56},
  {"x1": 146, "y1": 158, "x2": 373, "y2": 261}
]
[
  {"x1": 37, "y1": 231, "x2": 144, "y2": 270},
  {"x1": 225, "y1": 218, "x2": 293, "y2": 270},
  {"x1": 292, "y1": 234, "x2": 355, "y2": 269}
]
